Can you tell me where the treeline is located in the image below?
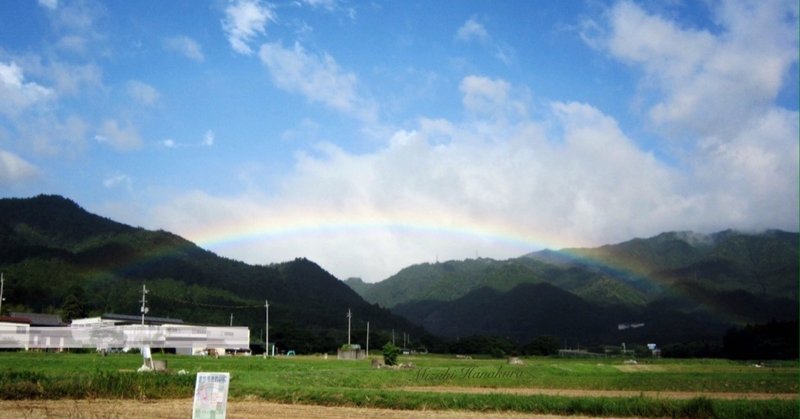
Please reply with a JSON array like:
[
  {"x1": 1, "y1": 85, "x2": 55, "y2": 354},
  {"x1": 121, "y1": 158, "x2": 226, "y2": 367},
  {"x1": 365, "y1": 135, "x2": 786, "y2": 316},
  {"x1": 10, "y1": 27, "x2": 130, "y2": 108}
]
[{"x1": 440, "y1": 320, "x2": 798, "y2": 360}]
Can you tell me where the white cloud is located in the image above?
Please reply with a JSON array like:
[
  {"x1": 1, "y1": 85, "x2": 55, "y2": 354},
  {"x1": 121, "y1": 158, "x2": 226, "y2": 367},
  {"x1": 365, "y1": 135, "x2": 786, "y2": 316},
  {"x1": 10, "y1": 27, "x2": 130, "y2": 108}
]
[
  {"x1": 0, "y1": 61, "x2": 54, "y2": 117},
  {"x1": 456, "y1": 17, "x2": 489, "y2": 43},
  {"x1": 143, "y1": 64, "x2": 797, "y2": 282},
  {"x1": 222, "y1": 0, "x2": 274, "y2": 55},
  {"x1": 586, "y1": 0, "x2": 799, "y2": 234},
  {"x1": 302, "y1": 0, "x2": 337, "y2": 11},
  {"x1": 259, "y1": 41, "x2": 377, "y2": 121},
  {"x1": 460, "y1": 75, "x2": 525, "y2": 118},
  {"x1": 23, "y1": 114, "x2": 88, "y2": 156},
  {"x1": 455, "y1": 16, "x2": 514, "y2": 65},
  {"x1": 56, "y1": 35, "x2": 88, "y2": 54},
  {"x1": 599, "y1": 0, "x2": 798, "y2": 139},
  {"x1": 163, "y1": 36, "x2": 205, "y2": 62},
  {"x1": 143, "y1": 76, "x2": 693, "y2": 281},
  {"x1": 95, "y1": 120, "x2": 142, "y2": 151},
  {"x1": 19, "y1": 58, "x2": 104, "y2": 97},
  {"x1": 126, "y1": 80, "x2": 160, "y2": 106},
  {"x1": 103, "y1": 173, "x2": 132, "y2": 191},
  {"x1": 37, "y1": 0, "x2": 58, "y2": 11},
  {"x1": 162, "y1": 139, "x2": 177, "y2": 148},
  {"x1": 0, "y1": 149, "x2": 39, "y2": 185},
  {"x1": 202, "y1": 130, "x2": 215, "y2": 146}
]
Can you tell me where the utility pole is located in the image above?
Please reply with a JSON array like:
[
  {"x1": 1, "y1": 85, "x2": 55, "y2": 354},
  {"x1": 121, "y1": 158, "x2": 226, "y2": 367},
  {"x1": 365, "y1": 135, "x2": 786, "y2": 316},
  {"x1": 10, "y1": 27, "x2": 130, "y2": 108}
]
[
  {"x1": 392, "y1": 329, "x2": 395, "y2": 345},
  {"x1": 140, "y1": 284, "x2": 148, "y2": 325},
  {"x1": 0, "y1": 273, "x2": 5, "y2": 315},
  {"x1": 264, "y1": 300, "x2": 269, "y2": 357},
  {"x1": 346, "y1": 308, "x2": 352, "y2": 346},
  {"x1": 230, "y1": 313, "x2": 233, "y2": 326},
  {"x1": 366, "y1": 321, "x2": 370, "y2": 357}
]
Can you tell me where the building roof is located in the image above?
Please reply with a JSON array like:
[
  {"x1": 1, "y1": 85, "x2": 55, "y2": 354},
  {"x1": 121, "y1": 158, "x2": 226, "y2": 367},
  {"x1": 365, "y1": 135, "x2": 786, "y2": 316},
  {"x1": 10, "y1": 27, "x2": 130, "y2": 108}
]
[
  {"x1": 10, "y1": 312, "x2": 64, "y2": 326},
  {"x1": 101, "y1": 313, "x2": 184, "y2": 325},
  {"x1": 0, "y1": 316, "x2": 31, "y2": 324}
]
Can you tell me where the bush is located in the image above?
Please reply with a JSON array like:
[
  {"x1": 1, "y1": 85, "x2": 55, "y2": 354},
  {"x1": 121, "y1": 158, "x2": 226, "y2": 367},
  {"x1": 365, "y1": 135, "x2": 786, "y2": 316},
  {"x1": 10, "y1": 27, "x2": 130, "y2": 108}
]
[{"x1": 382, "y1": 342, "x2": 400, "y2": 366}]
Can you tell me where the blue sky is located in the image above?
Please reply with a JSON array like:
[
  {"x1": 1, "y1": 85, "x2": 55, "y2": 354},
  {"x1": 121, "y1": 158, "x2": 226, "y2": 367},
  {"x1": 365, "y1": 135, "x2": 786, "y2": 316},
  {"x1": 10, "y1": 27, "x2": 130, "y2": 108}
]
[{"x1": 1, "y1": 0, "x2": 797, "y2": 282}]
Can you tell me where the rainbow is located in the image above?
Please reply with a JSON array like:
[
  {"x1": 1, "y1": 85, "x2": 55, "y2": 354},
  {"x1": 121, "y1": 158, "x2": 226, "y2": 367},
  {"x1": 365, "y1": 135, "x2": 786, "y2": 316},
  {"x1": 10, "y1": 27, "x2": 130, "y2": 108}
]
[
  {"x1": 183, "y1": 211, "x2": 586, "y2": 259},
  {"x1": 85, "y1": 208, "x2": 753, "y2": 327}
]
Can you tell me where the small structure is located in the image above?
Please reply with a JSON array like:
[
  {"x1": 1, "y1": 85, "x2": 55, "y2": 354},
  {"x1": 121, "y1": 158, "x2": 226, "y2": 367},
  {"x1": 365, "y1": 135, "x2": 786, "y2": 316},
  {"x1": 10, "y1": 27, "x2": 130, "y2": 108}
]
[
  {"x1": 337, "y1": 344, "x2": 366, "y2": 360},
  {"x1": 0, "y1": 316, "x2": 31, "y2": 350},
  {"x1": 507, "y1": 356, "x2": 524, "y2": 365},
  {"x1": 10, "y1": 312, "x2": 64, "y2": 327}
]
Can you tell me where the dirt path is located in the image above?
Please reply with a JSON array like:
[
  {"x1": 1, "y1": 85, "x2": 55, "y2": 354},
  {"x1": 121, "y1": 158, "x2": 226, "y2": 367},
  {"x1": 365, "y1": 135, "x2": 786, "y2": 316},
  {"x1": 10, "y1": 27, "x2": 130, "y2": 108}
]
[
  {"x1": 400, "y1": 386, "x2": 799, "y2": 400},
  {"x1": 0, "y1": 400, "x2": 574, "y2": 419}
]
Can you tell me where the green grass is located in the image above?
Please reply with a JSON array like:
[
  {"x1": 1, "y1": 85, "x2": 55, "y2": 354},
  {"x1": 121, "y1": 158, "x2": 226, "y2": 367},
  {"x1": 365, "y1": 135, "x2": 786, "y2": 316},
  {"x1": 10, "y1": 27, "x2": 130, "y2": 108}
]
[{"x1": 0, "y1": 352, "x2": 797, "y2": 418}]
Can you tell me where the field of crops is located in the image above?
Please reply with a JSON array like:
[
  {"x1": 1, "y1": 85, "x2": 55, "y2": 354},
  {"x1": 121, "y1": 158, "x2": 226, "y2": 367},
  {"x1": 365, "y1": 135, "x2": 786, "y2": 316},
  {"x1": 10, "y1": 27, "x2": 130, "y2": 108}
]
[{"x1": 0, "y1": 352, "x2": 797, "y2": 418}]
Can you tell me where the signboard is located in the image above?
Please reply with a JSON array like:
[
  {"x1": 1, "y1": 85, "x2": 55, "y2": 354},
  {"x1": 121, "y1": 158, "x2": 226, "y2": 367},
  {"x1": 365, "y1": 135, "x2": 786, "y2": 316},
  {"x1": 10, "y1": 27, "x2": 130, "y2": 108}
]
[{"x1": 192, "y1": 372, "x2": 230, "y2": 419}]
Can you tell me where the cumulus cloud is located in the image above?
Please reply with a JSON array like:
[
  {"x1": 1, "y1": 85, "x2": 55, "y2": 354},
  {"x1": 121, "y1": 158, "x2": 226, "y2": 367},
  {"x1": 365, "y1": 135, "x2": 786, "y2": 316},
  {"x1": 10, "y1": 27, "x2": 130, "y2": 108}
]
[
  {"x1": 259, "y1": 41, "x2": 377, "y2": 121},
  {"x1": 222, "y1": 0, "x2": 274, "y2": 55},
  {"x1": 460, "y1": 75, "x2": 525, "y2": 117},
  {"x1": 95, "y1": 119, "x2": 142, "y2": 151},
  {"x1": 126, "y1": 80, "x2": 159, "y2": 106},
  {"x1": 163, "y1": 35, "x2": 204, "y2": 62},
  {"x1": 0, "y1": 61, "x2": 54, "y2": 117},
  {"x1": 0, "y1": 149, "x2": 40, "y2": 185},
  {"x1": 586, "y1": 0, "x2": 799, "y2": 232},
  {"x1": 596, "y1": 1, "x2": 797, "y2": 139},
  {"x1": 142, "y1": 75, "x2": 690, "y2": 281}
]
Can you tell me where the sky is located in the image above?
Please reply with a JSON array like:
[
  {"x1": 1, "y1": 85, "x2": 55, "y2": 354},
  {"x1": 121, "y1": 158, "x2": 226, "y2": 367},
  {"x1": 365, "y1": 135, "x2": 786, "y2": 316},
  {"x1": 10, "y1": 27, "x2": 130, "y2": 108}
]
[{"x1": 0, "y1": 0, "x2": 797, "y2": 282}]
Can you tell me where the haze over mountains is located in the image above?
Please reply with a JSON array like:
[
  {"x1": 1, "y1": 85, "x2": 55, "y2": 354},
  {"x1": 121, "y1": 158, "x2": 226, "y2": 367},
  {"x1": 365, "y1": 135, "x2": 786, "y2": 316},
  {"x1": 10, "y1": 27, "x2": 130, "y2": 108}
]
[{"x1": 0, "y1": 194, "x2": 796, "y2": 354}]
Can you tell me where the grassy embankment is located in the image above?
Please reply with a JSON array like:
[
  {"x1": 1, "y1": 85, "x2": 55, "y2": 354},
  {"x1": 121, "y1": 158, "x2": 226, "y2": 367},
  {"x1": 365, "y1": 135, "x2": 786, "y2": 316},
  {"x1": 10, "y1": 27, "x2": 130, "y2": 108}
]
[{"x1": 0, "y1": 352, "x2": 796, "y2": 418}]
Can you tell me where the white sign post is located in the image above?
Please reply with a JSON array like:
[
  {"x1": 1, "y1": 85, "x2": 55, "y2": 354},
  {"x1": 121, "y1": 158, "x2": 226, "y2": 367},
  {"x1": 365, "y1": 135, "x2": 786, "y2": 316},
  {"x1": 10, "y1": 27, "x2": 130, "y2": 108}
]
[{"x1": 192, "y1": 372, "x2": 230, "y2": 419}]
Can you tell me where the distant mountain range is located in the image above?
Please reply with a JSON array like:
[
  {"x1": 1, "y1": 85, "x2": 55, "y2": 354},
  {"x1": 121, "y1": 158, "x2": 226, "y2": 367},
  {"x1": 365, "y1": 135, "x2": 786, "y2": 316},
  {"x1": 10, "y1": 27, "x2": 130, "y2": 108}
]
[
  {"x1": 0, "y1": 195, "x2": 427, "y2": 353},
  {"x1": 1, "y1": 194, "x2": 796, "y2": 353},
  {"x1": 346, "y1": 229, "x2": 798, "y2": 346}
]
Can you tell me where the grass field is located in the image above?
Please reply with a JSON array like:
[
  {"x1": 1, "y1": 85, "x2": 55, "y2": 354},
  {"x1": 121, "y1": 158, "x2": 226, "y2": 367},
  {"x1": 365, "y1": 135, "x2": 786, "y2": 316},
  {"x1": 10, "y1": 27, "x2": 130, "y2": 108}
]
[{"x1": 0, "y1": 352, "x2": 797, "y2": 418}]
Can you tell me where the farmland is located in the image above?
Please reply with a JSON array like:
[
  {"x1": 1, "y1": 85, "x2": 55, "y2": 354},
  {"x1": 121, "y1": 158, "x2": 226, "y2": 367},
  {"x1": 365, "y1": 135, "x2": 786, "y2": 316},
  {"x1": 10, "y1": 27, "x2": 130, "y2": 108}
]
[{"x1": 0, "y1": 352, "x2": 797, "y2": 418}]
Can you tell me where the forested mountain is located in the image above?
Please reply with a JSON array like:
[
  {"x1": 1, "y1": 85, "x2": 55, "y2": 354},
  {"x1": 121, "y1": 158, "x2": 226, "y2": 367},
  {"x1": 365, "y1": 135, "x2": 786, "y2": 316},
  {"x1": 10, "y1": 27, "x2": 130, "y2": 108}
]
[
  {"x1": 0, "y1": 195, "x2": 429, "y2": 353},
  {"x1": 350, "y1": 229, "x2": 798, "y2": 351}
]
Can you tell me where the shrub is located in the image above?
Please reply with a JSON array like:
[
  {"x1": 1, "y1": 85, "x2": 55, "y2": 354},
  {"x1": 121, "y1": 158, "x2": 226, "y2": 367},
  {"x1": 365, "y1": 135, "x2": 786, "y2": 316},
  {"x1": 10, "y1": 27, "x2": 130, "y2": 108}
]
[{"x1": 382, "y1": 342, "x2": 400, "y2": 366}]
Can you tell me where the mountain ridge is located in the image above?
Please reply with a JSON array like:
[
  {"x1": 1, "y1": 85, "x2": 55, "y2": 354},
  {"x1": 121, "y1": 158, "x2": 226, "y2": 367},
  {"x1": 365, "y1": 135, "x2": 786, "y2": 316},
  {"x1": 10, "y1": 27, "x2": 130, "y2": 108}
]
[{"x1": 0, "y1": 194, "x2": 431, "y2": 353}]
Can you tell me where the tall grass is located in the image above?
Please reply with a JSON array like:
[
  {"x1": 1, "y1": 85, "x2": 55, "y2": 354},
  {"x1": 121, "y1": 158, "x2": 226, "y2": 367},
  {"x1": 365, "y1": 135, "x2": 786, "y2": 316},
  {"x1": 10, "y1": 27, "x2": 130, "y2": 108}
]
[
  {"x1": 0, "y1": 370, "x2": 194, "y2": 399},
  {"x1": 0, "y1": 352, "x2": 796, "y2": 418}
]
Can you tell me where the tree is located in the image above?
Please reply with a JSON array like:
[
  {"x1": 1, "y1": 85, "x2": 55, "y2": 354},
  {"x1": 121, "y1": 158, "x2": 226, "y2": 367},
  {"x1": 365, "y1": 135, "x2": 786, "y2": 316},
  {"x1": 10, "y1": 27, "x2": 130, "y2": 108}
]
[
  {"x1": 523, "y1": 335, "x2": 560, "y2": 356},
  {"x1": 61, "y1": 293, "x2": 87, "y2": 323},
  {"x1": 382, "y1": 342, "x2": 400, "y2": 366}
]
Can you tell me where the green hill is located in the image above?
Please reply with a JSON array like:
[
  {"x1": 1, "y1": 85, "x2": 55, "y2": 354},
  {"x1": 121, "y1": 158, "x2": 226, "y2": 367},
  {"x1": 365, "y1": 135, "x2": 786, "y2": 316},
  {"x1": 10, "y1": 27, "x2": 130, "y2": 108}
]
[
  {"x1": 0, "y1": 195, "x2": 430, "y2": 353},
  {"x1": 350, "y1": 229, "x2": 798, "y2": 350}
]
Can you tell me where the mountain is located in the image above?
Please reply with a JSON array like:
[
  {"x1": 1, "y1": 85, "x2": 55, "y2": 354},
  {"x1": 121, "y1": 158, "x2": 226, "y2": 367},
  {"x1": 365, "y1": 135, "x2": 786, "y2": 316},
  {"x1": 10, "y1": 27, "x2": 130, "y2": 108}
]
[
  {"x1": 349, "y1": 229, "x2": 798, "y2": 349},
  {"x1": 342, "y1": 277, "x2": 373, "y2": 296},
  {"x1": 0, "y1": 195, "x2": 430, "y2": 353}
]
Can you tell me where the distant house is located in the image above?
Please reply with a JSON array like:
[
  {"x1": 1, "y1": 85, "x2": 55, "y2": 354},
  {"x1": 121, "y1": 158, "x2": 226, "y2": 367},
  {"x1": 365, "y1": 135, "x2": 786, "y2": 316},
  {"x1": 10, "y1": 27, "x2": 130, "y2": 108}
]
[
  {"x1": 0, "y1": 316, "x2": 31, "y2": 350},
  {"x1": 79, "y1": 313, "x2": 185, "y2": 326},
  {"x1": 10, "y1": 312, "x2": 64, "y2": 327},
  {"x1": 0, "y1": 312, "x2": 249, "y2": 355},
  {"x1": 617, "y1": 322, "x2": 645, "y2": 330},
  {"x1": 338, "y1": 344, "x2": 366, "y2": 360}
]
